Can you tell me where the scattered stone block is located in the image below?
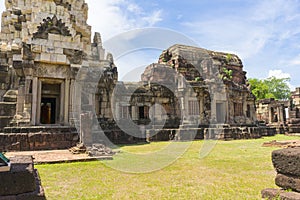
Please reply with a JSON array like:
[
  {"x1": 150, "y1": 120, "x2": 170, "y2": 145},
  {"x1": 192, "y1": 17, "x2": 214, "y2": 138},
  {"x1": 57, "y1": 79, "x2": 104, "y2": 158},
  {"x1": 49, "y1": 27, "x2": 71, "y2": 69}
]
[
  {"x1": 276, "y1": 173, "x2": 300, "y2": 193},
  {"x1": 272, "y1": 147, "x2": 300, "y2": 177},
  {"x1": 262, "y1": 188, "x2": 300, "y2": 200},
  {"x1": 0, "y1": 156, "x2": 36, "y2": 196}
]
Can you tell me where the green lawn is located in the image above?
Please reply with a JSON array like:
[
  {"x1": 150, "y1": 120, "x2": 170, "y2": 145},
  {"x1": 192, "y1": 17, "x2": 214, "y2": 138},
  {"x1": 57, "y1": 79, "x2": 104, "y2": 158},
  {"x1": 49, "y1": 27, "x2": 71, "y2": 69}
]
[{"x1": 36, "y1": 135, "x2": 299, "y2": 200}]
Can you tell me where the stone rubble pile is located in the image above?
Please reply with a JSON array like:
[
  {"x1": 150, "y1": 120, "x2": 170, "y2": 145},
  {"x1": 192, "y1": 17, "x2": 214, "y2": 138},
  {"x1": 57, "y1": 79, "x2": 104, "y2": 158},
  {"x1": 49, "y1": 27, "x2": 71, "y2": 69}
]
[
  {"x1": 87, "y1": 144, "x2": 115, "y2": 157},
  {"x1": 262, "y1": 147, "x2": 300, "y2": 200}
]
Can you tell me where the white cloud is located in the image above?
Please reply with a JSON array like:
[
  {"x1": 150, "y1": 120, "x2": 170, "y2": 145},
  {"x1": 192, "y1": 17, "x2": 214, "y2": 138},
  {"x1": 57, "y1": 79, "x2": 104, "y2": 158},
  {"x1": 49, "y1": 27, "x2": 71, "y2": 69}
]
[
  {"x1": 268, "y1": 69, "x2": 295, "y2": 90},
  {"x1": 268, "y1": 70, "x2": 291, "y2": 79},
  {"x1": 142, "y1": 10, "x2": 162, "y2": 26},
  {"x1": 86, "y1": 0, "x2": 163, "y2": 40},
  {"x1": 182, "y1": 19, "x2": 270, "y2": 59}
]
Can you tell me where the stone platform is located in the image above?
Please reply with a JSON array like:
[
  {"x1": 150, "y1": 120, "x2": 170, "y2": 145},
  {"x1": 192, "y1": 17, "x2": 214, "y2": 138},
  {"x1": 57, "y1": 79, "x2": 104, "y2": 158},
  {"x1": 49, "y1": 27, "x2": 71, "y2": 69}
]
[
  {"x1": 6, "y1": 150, "x2": 113, "y2": 164},
  {"x1": 0, "y1": 155, "x2": 45, "y2": 200}
]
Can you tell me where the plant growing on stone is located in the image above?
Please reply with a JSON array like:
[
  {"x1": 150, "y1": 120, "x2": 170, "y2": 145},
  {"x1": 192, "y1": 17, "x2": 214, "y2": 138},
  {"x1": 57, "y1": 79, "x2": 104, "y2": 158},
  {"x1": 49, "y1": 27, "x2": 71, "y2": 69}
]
[
  {"x1": 226, "y1": 53, "x2": 232, "y2": 63},
  {"x1": 219, "y1": 67, "x2": 233, "y2": 81}
]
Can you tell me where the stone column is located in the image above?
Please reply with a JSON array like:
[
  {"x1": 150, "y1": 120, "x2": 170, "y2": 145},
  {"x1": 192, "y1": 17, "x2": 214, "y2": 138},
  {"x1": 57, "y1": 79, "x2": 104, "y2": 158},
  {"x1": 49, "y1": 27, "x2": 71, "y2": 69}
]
[
  {"x1": 60, "y1": 82, "x2": 65, "y2": 124},
  {"x1": 132, "y1": 106, "x2": 138, "y2": 120},
  {"x1": 31, "y1": 77, "x2": 38, "y2": 125},
  {"x1": 199, "y1": 94, "x2": 204, "y2": 124},
  {"x1": 64, "y1": 79, "x2": 70, "y2": 125},
  {"x1": 36, "y1": 80, "x2": 42, "y2": 125},
  {"x1": 268, "y1": 107, "x2": 273, "y2": 123},
  {"x1": 16, "y1": 79, "x2": 25, "y2": 115}
]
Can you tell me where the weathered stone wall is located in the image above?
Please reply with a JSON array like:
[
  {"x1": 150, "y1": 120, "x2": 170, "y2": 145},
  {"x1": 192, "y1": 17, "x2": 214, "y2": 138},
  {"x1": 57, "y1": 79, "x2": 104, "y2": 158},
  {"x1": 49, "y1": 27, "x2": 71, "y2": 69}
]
[
  {"x1": 262, "y1": 147, "x2": 300, "y2": 200},
  {"x1": 0, "y1": 127, "x2": 78, "y2": 151},
  {"x1": 0, "y1": 102, "x2": 16, "y2": 131}
]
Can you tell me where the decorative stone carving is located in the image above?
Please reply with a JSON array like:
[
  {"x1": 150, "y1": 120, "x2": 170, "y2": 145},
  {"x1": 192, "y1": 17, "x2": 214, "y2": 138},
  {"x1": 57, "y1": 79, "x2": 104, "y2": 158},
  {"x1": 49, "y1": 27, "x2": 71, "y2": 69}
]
[
  {"x1": 33, "y1": 15, "x2": 71, "y2": 39},
  {"x1": 64, "y1": 49, "x2": 86, "y2": 64}
]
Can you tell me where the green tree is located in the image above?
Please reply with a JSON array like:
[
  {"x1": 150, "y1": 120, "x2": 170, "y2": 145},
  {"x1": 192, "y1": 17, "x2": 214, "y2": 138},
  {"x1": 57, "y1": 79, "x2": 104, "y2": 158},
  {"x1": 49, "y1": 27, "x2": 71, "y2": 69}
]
[{"x1": 248, "y1": 76, "x2": 291, "y2": 100}]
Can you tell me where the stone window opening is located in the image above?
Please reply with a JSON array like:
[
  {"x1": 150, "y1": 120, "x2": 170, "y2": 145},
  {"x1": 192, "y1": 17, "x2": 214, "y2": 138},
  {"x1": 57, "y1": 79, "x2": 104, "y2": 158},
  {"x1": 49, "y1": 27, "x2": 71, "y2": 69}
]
[
  {"x1": 188, "y1": 100, "x2": 200, "y2": 116},
  {"x1": 234, "y1": 103, "x2": 243, "y2": 117},
  {"x1": 246, "y1": 104, "x2": 251, "y2": 118}
]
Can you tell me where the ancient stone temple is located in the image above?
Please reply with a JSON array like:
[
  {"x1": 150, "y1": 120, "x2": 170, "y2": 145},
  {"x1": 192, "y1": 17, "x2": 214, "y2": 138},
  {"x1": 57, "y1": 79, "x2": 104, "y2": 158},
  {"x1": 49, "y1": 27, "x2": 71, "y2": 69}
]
[
  {"x1": 111, "y1": 45, "x2": 275, "y2": 142},
  {"x1": 0, "y1": 1, "x2": 276, "y2": 149},
  {"x1": 256, "y1": 98, "x2": 288, "y2": 134},
  {"x1": 0, "y1": 0, "x2": 118, "y2": 150}
]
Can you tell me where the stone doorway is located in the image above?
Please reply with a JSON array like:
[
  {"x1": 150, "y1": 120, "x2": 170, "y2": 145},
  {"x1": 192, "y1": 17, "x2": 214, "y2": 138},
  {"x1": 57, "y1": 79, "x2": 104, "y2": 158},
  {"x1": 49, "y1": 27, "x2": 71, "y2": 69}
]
[{"x1": 40, "y1": 83, "x2": 61, "y2": 125}]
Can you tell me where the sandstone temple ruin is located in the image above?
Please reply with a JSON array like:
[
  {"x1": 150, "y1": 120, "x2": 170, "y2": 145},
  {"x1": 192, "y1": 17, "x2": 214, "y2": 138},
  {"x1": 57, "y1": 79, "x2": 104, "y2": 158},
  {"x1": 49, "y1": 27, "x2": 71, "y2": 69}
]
[{"x1": 0, "y1": 0, "x2": 285, "y2": 151}]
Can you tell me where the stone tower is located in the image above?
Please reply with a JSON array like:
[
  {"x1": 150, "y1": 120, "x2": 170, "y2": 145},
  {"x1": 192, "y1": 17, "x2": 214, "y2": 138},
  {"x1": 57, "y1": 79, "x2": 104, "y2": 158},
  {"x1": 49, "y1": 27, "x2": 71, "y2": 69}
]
[{"x1": 0, "y1": 0, "x2": 117, "y2": 127}]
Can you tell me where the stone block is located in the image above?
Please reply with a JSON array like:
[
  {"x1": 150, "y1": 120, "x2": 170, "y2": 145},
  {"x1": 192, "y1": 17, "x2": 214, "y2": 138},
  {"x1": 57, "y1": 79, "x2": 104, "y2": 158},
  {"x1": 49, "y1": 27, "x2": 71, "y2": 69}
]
[
  {"x1": 262, "y1": 188, "x2": 300, "y2": 200},
  {"x1": 42, "y1": 46, "x2": 55, "y2": 54},
  {"x1": 275, "y1": 173, "x2": 300, "y2": 192},
  {"x1": 50, "y1": 54, "x2": 57, "y2": 62},
  {"x1": 55, "y1": 47, "x2": 63, "y2": 54},
  {"x1": 31, "y1": 45, "x2": 41, "y2": 53},
  {"x1": 12, "y1": 54, "x2": 22, "y2": 61},
  {"x1": 0, "y1": 156, "x2": 36, "y2": 196},
  {"x1": 40, "y1": 53, "x2": 51, "y2": 62},
  {"x1": 272, "y1": 147, "x2": 300, "y2": 176},
  {"x1": 56, "y1": 54, "x2": 66, "y2": 63},
  {"x1": 48, "y1": 33, "x2": 61, "y2": 41}
]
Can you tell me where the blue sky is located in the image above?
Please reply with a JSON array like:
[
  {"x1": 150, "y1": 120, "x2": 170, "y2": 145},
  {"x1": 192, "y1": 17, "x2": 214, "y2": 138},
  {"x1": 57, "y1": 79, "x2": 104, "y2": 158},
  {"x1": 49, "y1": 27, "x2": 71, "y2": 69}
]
[{"x1": 1, "y1": 0, "x2": 300, "y2": 88}]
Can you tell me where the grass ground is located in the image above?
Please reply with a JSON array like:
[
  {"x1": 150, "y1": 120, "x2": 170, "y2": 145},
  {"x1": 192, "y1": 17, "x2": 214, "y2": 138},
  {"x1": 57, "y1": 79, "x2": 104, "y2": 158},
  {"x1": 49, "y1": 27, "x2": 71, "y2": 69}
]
[{"x1": 36, "y1": 135, "x2": 299, "y2": 200}]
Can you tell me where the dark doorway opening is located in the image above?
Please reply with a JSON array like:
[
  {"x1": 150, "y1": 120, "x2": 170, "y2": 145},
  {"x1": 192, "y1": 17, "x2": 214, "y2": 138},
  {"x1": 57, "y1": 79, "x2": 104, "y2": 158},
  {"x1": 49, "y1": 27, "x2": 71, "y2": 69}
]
[
  {"x1": 41, "y1": 98, "x2": 56, "y2": 124},
  {"x1": 139, "y1": 106, "x2": 145, "y2": 119}
]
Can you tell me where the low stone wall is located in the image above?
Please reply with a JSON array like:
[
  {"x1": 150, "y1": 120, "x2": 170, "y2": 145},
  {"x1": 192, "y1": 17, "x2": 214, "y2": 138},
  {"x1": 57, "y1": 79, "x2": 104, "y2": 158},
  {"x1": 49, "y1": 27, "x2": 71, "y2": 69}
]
[
  {"x1": 262, "y1": 147, "x2": 300, "y2": 200},
  {"x1": 0, "y1": 127, "x2": 78, "y2": 151},
  {"x1": 0, "y1": 156, "x2": 46, "y2": 200},
  {"x1": 103, "y1": 126, "x2": 276, "y2": 144}
]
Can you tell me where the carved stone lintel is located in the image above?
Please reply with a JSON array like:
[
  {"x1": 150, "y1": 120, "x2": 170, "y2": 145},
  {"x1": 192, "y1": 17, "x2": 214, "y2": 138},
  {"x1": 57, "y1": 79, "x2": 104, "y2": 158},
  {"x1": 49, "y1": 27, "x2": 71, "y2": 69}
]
[{"x1": 33, "y1": 15, "x2": 71, "y2": 39}]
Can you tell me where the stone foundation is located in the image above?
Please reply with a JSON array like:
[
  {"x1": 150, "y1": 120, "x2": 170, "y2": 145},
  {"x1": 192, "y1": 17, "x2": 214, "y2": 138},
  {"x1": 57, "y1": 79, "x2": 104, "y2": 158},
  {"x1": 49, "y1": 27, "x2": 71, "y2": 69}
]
[
  {"x1": 0, "y1": 156, "x2": 45, "y2": 200},
  {"x1": 0, "y1": 126, "x2": 78, "y2": 151},
  {"x1": 104, "y1": 126, "x2": 276, "y2": 144},
  {"x1": 262, "y1": 147, "x2": 300, "y2": 200}
]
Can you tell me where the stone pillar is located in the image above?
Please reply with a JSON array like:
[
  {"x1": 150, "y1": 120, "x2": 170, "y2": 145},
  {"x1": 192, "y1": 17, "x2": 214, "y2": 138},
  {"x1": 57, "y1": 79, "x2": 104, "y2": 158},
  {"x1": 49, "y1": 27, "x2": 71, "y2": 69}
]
[
  {"x1": 268, "y1": 107, "x2": 273, "y2": 123},
  {"x1": 132, "y1": 106, "x2": 138, "y2": 120},
  {"x1": 31, "y1": 77, "x2": 38, "y2": 125},
  {"x1": 199, "y1": 94, "x2": 204, "y2": 124},
  {"x1": 211, "y1": 98, "x2": 217, "y2": 123},
  {"x1": 16, "y1": 79, "x2": 25, "y2": 115},
  {"x1": 60, "y1": 82, "x2": 65, "y2": 124},
  {"x1": 64, "y1": 79, "x2": 70, "y2": 125},
  {"x1": 36, "y1": 80, "x2": 42, "y2": 125}
]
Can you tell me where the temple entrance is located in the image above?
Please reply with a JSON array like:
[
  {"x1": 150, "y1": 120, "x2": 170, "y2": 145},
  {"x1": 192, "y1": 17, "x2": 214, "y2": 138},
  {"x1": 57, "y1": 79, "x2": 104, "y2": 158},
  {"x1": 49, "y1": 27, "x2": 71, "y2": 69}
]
[{"x1": 40, "y1": 83, "x2": 61, "y2": 125}]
